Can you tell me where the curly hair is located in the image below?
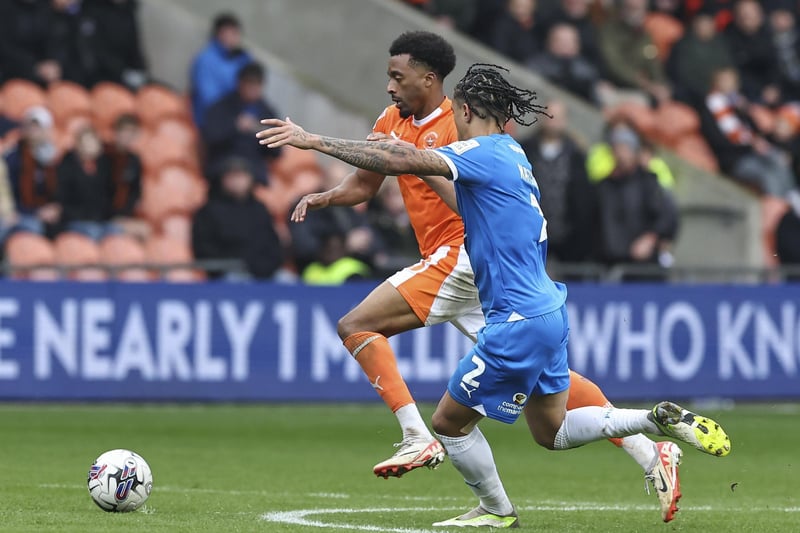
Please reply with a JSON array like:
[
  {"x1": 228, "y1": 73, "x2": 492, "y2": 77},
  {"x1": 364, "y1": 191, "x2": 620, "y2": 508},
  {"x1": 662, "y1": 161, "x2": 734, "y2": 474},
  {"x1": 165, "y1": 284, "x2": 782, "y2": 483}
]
[
  {"x1": 389, "y1": 31, "x2": 456, "y2": 80},
  {"x1": 453, "y1": 63, "x2": 550, "y2": 130}
]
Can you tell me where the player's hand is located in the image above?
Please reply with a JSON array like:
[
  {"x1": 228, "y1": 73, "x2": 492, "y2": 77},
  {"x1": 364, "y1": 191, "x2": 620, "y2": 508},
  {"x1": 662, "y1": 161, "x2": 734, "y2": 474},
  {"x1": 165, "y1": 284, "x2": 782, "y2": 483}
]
[
  {"x1": 366, "y1": 132, "x2": 416, "y2": 150},
  {"x1": 257, "y1": 117, "x2": 316, "y2": 149},
  {"x1": 291, "y1": 192, "x2": 330, "y2": 222}
]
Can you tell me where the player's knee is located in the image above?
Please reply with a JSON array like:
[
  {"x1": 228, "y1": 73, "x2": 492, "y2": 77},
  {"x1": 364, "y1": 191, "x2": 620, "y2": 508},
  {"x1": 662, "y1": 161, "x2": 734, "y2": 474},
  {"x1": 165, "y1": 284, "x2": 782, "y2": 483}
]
[
  {"x1": 337, "y1": 313, "x2": 363, "y2": 340},
  {"x1": 431, "y1": 412, "x2": 455, "y2": 437}
]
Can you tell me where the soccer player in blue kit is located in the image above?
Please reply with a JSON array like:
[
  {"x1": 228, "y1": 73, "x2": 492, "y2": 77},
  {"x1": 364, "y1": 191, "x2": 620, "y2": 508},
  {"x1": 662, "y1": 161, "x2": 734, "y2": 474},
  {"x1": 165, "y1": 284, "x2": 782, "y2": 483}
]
[{"x1": 257, "y1": 63, "x2": 730, "y2": 529}]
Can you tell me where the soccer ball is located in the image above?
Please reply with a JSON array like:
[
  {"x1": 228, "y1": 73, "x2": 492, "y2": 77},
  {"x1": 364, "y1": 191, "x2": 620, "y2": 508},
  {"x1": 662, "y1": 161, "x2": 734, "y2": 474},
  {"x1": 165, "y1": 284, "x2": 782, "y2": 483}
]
[{"x1": 87, "y1": 449, "x2": 153, "y2": 512}]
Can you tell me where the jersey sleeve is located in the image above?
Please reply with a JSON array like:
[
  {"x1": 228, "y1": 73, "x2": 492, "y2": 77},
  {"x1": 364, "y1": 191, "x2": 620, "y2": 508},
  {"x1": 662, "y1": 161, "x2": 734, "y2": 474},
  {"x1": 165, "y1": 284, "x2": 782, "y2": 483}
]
[{"x1": 433, "y1": 139, "x2": 491, "y2": 185}]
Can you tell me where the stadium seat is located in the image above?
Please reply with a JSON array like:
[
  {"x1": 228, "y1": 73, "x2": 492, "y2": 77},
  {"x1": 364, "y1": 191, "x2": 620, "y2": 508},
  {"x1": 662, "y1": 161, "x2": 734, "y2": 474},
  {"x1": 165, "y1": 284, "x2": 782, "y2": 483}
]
[
  {"x1": 0, "y1": 79, "x2": 47, "y2": 121},
  {"x1": 652, "y1": 101, "x2": 701, "y2": 146},
  {"x1": 47, "y1": 81, "x2": 92, "y2": 128},
  {"x1": 4, "y1": 232, "x2": 59, "y2": 280},
  {"x1": 159, "y1": 214, "x2": 192, "y2": 245},
  {"x1": 604, "y1": 101, "x2": 657, "y2": 138},
  {"x1": 90, "y1": 82, "x2": 137, "y2": 139},
  {"x1": 269, "y1": 145, "x2": 323, "y2": 183},
  {"x1": 52, "y1": 232, "x2": 108, "y2": 281},
  {"x1": 135, "y1": 84, "x2": 189, "y2": 128},
  {"x1": 672, "y1": 133, "x2": 720, "y2": 173},
  {"x1": 144, "y1": 236, "x2": 204, "y2": 282},
  {"x1": 98, "y1": 234, "x2": 151, "y2": 281},
  {"x1": 151, "y1": 117, "x2": 197, "y2": 149},
  {"x1": 139, "y1": 165, "x2": 206, "y2": 223},
  {"x1": 138, "y1": 133, "x2": 198, "y2": 175},
  {"x1": 644, "y1": 13, "x2": 684, "y2": 62}
]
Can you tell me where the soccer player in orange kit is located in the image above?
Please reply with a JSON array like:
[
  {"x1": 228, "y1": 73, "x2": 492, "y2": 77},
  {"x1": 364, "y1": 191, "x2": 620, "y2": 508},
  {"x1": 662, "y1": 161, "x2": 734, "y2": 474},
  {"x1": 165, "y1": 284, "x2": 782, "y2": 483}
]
[{"x1": 288, "y1": 31, "x2": 682, "y2": 523}]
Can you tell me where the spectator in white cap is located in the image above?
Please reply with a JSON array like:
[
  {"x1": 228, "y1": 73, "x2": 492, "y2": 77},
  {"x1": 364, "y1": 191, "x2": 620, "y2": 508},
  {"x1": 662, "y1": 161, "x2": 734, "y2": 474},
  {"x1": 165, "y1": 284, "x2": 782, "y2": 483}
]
[{"x1": 3, "y1": 106, "x2": 62, "y2": 237}]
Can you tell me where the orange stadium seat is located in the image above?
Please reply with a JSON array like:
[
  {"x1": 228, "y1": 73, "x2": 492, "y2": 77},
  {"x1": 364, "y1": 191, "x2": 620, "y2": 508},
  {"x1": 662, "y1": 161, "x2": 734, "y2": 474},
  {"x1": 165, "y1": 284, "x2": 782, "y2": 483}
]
[
  {"x1": 269, "y1": 145, "x2": 322, "y2": 182},
  {"x1": 604, "y1": 101, "x2": 657, "y2": 138},
  {"x1": 672, "y1": 133, "x2": 719, "y2": 173},
  {"x1": 1, "y1": 79, "x2": 47, "y2": 121},
  {"x1": 53, "y1": 232, "x2": 108, "y2": 281},
  {"x1": 151, "y1": 117, "x2": 198, "y2": 149},
  {"x1": 90, "y1": 82, "x2": 137, "y2": 139},
  {"x1": 160, "y1": 214, "x2": 192, "y2": 245},
  {"x1": 47, "y1": 81, "x2": 91, "y2": 128},
  {"x1": 138, "y1": 133, "x2": 198, "y2": 174},
  {"x1": 144, "y1": 236, "x2": 204, "y2": 282},
  {"x1": 4, "y1": 232, "x2": 59, "y2": 280},
  {"x1": 140, "y1": 165, "x2": 206, "y2": 222},
  {"x1": 98, "y1": 234, "x2": 151, "y2": 281},
  {"x1": 652, "y1": 101, "x2": 700, "y2": 146},
  {"x1": 135, "y1": 85, "x2": 189, "y2": 128},
  {"x1": 644, "y1": 13, "x2": 684, "y2": 62}
]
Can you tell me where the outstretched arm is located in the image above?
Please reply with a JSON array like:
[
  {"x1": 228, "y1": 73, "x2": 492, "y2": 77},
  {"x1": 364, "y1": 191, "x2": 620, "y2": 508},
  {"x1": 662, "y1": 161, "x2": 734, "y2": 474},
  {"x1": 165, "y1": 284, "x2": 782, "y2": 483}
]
[
  {"x1": 291, "y1": 168, "x2": 385, "y2": 222},
  {"x1": 257, "y1": 118, "x2": 452, "y2": 179}
]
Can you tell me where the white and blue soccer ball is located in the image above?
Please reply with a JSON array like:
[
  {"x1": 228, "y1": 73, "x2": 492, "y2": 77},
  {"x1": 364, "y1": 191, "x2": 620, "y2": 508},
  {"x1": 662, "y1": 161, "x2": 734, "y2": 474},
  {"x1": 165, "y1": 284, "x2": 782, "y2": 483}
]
[{"x1": 87, "y1": 449, "x2": 153, "y2": 512}]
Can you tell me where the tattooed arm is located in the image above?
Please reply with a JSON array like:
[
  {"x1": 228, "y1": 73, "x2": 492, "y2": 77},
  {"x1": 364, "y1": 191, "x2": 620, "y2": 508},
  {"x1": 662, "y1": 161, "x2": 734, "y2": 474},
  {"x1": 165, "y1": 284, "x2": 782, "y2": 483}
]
[{"x1": 257, "y1": 117, "x2": 453, "y2": 179}]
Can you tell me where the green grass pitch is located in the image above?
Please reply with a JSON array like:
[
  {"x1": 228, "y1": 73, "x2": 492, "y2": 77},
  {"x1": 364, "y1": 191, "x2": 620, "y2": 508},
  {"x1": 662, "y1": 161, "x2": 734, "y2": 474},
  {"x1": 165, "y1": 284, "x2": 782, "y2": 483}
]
[{"x1": 0, "y1": 402, "x2": 797, "y2": 532}]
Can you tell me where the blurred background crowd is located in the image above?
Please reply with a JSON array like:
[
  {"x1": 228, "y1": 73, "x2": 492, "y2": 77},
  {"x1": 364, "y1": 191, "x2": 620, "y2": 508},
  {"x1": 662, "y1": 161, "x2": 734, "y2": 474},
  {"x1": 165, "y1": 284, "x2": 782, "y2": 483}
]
[{"x1": 0, "y1": 0, "x2": 798, "y2": 283}]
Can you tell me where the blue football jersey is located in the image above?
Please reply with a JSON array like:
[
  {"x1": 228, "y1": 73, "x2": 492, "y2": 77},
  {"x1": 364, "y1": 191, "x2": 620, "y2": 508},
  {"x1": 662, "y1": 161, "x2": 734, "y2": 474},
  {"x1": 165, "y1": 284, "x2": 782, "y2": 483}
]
[{"x1": 434, "y1": 134, "x2": 567, "y2": 323}]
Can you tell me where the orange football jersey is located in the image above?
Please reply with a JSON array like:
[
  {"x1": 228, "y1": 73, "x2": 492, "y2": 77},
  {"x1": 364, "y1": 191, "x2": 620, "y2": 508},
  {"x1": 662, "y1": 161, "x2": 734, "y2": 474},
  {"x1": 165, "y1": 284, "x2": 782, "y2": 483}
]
[{"x1": 372, "y1": 97, "x2": 464, "y2": 258}]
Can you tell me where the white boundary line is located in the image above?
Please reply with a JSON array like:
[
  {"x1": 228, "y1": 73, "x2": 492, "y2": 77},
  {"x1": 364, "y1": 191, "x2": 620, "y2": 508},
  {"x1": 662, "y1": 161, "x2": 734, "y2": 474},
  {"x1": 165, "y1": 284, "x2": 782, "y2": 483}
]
[{"x1": 261, "y1": 507, "x2": 460, "y2": 533}]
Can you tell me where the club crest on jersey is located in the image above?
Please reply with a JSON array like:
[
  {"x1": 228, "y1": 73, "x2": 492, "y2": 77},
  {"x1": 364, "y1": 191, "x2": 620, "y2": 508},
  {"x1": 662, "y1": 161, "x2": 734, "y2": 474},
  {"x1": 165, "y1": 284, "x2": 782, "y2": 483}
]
[
  {"x1": 424, "y1": 131, "x2": 439, "y2": 148},
  {"x1": 513, "y1": 393, "x2": 528, "y2": 405}
]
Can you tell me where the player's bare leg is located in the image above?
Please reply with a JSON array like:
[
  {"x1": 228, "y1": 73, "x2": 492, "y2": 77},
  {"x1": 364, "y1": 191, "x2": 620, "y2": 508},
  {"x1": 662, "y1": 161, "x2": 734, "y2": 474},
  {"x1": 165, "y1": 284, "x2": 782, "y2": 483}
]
[
  {"x1": 567, "y1": 371, "x2": 682, "y2": 522},
  {"x1": 339, "y1": 281, "x2": 445, "y2": 478}
]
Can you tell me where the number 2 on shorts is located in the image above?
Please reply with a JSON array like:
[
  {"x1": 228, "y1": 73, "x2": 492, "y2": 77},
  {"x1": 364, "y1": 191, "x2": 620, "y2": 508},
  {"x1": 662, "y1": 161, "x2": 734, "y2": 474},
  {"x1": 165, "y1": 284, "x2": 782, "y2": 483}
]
[{"x1": 459, "y1": 355, "x2": 485, "y2": 398}]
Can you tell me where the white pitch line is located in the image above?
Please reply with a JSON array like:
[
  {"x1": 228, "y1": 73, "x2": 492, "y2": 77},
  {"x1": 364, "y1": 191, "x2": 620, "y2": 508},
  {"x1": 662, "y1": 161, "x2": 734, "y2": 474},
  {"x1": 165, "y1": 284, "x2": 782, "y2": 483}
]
[{"x1": 261, "y1": 507, "x2": 461, "y2": 533}]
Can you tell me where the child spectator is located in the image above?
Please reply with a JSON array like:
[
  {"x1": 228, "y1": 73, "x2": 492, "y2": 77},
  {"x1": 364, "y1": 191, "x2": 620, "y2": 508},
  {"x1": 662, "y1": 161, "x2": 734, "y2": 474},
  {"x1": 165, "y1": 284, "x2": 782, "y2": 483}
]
[{"x1": 57, "y1": 126, "x2": 119, "y2": 240}]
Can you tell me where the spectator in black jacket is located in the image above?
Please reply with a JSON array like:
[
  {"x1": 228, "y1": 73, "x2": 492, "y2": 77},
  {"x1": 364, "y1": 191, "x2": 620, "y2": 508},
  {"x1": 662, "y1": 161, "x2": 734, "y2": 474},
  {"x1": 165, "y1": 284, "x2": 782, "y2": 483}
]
[
  {"x1": 724, "y1": 0, "x2": 781, "y2": 104},
  {"x1": 522, "y1": 99, "x2": 595, "y2": 262},
  {"x1": 85, "y1": 0, "x2": 147, "y2": 90},
  {"x1": 537, "y1": 0, "x2": 603, "y2": 67},
  {"x1": 489, "y1": 0, "x2": 540, "y2": 64},
  {"x1": 768, "y1": 0, "x2": 800, "y2": 101},
  {"x1": 192, "y1": 157, "x2": 283, "y2": 279},
  {"x1": 594, "y1": 122, "x2": 679, "y2": 271},
  {"x1": 104, "y1": 113, "x2": 147, "y2": 238},
  {"x1": 202, "y1": 62, "x2": 281, "y2": 185},
  {"x1": 57, "y1": 126, "x2": 119, "y2": 240},
  {"x1": 47, "y1": 0, "x2": 98, "y2": 87},
  {"x1": 0, "y1": 0, "x2": 60, "y2": 85},
  {"x1": 527, "y1": 23, "x2": 601, "y2": 103}
]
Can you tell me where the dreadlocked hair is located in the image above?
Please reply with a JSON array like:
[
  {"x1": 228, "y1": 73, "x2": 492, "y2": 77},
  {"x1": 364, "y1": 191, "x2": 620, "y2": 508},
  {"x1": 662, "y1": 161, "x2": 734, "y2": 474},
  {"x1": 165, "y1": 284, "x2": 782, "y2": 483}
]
[{"x1": 453, "y1": 63, "x2": 550, "y2": 130}]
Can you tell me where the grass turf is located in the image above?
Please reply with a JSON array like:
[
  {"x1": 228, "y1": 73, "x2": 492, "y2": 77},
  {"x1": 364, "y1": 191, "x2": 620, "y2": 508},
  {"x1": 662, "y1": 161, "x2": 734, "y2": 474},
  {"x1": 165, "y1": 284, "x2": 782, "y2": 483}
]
[{"x1": 0, "y1": 403, "x2": 796, "y2": 532}]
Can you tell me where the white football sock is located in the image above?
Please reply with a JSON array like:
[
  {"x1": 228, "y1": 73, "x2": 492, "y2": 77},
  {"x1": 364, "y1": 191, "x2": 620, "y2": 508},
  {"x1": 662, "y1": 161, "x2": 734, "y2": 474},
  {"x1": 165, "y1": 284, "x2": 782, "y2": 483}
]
[
  {"x1": 621, "y1": 434, "x2": 659, "y2": 471},
  {"x1": 554, "y1": 407, "x2": 660, "y2": 450},
  {"x1": 436, "y1": 428, "x2": 514, "y2": 516},
  {"x1": 395, "y1": 404, "x2": 432, "y2": 440}
]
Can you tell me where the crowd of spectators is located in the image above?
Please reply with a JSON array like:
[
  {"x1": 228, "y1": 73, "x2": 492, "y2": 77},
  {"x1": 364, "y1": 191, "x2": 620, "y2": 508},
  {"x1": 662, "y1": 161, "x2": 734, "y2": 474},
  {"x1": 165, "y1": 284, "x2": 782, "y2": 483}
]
[
  {"x1": 3, "y1": 1, "x2": 800, "y2": 281},
  {"x1": 407, "y1": 0, "x2": 800, "y2": 270},
  {"x1": 0, "y1": 4, "x2": 420, "y2": 283}
]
